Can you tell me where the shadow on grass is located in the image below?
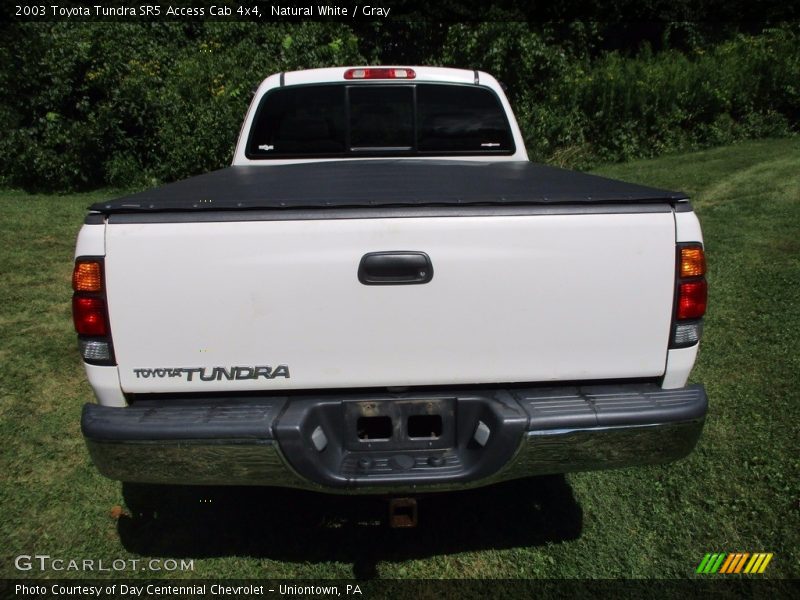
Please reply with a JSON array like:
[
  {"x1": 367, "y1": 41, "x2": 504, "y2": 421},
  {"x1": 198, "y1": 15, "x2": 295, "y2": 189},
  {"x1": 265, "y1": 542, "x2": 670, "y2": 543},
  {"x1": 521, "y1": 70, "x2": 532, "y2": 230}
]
[{"x1": 118, "y1": 476, "x2": 582, "y2": 577}]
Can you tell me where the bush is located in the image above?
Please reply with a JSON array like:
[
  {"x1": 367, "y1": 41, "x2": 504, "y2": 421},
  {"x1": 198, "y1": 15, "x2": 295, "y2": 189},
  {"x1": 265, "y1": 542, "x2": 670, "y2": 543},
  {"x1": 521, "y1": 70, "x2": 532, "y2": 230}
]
[
  {"x1": 0, "y1": 22, "x2": 364, "y2": 191},
  {"x1": 1, "y1": 23, "x2": 798, "y2": 190},
  {"x1": 439, "y1": 24, "x2": 800, "y2": 168}
]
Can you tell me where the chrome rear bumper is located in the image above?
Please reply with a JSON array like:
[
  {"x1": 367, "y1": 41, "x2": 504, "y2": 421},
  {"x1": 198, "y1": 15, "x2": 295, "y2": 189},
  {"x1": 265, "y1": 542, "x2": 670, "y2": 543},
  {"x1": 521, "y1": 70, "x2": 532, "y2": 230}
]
[{"x1": 83, "y1": 383, "x2": 706, "y2": 494}]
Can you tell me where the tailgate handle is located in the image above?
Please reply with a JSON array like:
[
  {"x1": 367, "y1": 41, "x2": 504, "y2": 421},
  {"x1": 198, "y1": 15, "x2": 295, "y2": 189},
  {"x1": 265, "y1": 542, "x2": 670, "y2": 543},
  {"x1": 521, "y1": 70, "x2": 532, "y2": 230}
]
[{"x1": 358, "y1": 252, "x2": 433, "y2": 285}]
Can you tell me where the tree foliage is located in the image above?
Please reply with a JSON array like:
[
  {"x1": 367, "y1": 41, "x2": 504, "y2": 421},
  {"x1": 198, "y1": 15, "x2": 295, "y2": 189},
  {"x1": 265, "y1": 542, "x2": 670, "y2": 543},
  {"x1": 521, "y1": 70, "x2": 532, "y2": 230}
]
[
  {"x1": 1, "y1": 22, "x2": 798, "y2": 191},
  {"x1": 1, "y1": 22, "x2": 363, "y2": 190}
]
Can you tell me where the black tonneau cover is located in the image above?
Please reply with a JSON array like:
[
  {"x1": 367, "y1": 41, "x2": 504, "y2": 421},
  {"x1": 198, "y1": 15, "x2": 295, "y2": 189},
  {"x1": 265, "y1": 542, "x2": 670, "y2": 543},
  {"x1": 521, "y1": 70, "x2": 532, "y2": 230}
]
[{"x1": 90, "y1": 160, "x2": 686, "y2": 213}]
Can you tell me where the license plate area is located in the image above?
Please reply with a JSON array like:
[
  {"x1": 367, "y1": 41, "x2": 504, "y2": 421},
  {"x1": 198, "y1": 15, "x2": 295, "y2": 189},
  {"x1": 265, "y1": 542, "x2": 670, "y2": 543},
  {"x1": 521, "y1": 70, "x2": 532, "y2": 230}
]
[{"x1": 343, "y1": 398, "x2": 456, "y2": 451}]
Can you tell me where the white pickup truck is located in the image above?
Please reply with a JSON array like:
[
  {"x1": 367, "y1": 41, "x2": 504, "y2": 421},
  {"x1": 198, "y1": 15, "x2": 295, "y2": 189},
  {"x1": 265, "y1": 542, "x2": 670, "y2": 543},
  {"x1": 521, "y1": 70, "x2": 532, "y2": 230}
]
[{"x1": 75, "y1": 66, "x2": 708, "y2": 498}]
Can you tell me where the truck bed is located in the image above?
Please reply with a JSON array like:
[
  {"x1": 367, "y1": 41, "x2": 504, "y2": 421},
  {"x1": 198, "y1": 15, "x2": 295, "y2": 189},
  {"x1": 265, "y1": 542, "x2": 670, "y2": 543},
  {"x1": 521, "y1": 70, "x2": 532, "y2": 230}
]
[{"x1": 91, "y1": 160, "x2": 687, "y2": 214}]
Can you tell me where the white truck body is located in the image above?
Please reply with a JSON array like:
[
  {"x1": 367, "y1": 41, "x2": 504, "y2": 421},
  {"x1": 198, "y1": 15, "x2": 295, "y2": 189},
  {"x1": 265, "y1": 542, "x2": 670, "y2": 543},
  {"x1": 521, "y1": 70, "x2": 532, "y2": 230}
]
[
  {"x1": 106, "y1": 212, "x2": 677, "y2": 393},
  {"x1": 75, "y1": 67, "x2": 708, "y2": 493}
]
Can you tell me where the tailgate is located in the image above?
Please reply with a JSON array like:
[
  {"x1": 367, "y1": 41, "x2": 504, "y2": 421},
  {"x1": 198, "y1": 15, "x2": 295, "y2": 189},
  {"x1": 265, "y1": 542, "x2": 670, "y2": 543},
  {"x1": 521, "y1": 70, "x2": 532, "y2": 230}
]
[{"x1": 105, "y1": 211, "x2": 676, "y2": 393}]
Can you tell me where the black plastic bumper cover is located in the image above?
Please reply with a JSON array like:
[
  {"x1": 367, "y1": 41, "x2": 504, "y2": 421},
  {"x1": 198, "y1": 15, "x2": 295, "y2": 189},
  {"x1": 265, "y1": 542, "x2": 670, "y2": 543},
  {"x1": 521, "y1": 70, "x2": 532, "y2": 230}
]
[{"x1": 82, "y1": 383, "x2": 707, "y2": 492}]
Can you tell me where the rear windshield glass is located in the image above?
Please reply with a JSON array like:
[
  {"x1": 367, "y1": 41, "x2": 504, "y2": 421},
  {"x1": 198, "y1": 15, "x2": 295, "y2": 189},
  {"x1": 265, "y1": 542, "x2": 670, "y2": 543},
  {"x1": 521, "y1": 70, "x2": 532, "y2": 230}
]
[{"x1": 246, "y1": 83, "x2": 514, "y2": 158}]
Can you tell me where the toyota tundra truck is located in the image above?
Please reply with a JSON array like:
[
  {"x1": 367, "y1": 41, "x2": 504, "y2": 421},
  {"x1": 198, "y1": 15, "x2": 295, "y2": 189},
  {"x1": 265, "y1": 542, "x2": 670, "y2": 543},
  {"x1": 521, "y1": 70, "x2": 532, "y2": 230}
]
[{"x1": 75, "y1": 66, "x2": 708, "y2": 496}]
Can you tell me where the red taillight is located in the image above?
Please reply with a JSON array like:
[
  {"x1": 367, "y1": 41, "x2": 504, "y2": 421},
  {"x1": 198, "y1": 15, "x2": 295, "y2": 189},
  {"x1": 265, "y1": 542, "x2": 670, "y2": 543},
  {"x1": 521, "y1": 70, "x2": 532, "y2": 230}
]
[
  {"x1": 72, "y1": 256, "x2": 115, "y2": 364},
  {"x1": 344, "y1": 67, "x2": 416, "y2": 80},
  {"x1": 677, "y1": 280, "x2": 708, "y2": 319},
  {"x1": 72, "y1": 296, "x2": 109, "y2": 336},
  {"x1": 671, "y1": 243, "x2": 707, "y2": 348}
]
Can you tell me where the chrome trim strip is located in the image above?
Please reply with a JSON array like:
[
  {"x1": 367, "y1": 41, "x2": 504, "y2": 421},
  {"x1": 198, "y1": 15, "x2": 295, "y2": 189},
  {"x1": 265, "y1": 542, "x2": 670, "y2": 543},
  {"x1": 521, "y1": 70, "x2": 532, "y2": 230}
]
[
  {"x1": 489, "y1": 420, "x2": 704, "y2": 483},
  {"x1": 106, "y1": 202, "x2": 675, "y2": 224},
  {"x1": 86, "y1": 419, "x2": 704, "y2": 494},
  {"x1": 86, "y1": 439, "x2": 316, "y2": 489}
]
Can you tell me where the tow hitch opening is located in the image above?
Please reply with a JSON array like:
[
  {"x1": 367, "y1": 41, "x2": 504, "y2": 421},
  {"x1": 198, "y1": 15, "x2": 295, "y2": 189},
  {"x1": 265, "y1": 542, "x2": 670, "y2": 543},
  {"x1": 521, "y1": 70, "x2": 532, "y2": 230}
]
[{"x1": 388, "y1": 497, "x2": 418, "y2": 528}]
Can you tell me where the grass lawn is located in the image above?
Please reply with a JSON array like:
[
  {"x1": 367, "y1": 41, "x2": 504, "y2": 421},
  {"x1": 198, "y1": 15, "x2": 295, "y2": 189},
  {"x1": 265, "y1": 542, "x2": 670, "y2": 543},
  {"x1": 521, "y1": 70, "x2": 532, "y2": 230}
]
[{"x1": 1, "y1": 138, "x2": 798, "y2": 580}]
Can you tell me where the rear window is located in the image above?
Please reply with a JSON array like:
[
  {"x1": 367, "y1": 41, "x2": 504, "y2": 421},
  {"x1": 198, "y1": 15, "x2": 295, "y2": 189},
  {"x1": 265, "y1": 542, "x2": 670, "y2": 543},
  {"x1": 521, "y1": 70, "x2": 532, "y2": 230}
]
[
  {"x1": 246, "y1": 83, "x2": 514, "y2": 159},
  {"x1": 416, "y1": 85, "x2": 512, "y2": 152}
]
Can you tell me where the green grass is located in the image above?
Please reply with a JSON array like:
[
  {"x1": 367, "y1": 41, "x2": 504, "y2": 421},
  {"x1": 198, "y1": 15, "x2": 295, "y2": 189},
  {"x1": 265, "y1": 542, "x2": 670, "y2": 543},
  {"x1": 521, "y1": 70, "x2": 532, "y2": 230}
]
[{"x1": 1, "y1": 138, "x2": 798, "y2": 580}]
